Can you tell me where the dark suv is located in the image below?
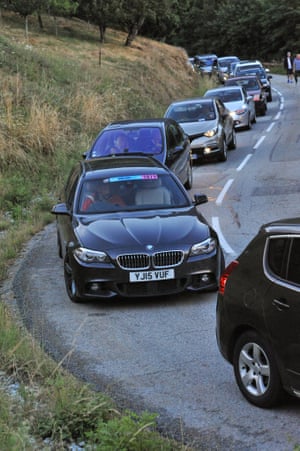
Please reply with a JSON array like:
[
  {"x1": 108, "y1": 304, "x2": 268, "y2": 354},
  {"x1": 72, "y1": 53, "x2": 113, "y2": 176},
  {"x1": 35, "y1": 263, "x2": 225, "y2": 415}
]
[{"x1": 216, "y1": 218, "x2": 300, "y2": 408}]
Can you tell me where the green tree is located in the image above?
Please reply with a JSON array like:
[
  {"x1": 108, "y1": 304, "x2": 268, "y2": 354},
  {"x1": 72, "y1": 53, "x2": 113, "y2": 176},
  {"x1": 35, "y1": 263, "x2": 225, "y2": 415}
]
[
  {"x1": 2, "y1": 0, "x2": 43, "y2": 37},
  {"x1": 261, "y1": 0, "x2": 300, "y2": 59},
  {"x1": 77, "y1": 0, "x2": 119, "y2": 43},
  {"x1": 47, "y1": 0, "x2": 79, "y2": 35},
  {"x1": 117, "y1": 0, "x2": 167, "y2": 46}
]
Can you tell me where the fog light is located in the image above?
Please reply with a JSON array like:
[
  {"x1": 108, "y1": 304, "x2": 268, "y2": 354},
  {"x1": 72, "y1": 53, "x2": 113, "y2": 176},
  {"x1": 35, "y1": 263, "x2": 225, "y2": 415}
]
[
  {"x1": 201, "y1": 273, "x2": 210, "y2": 282},
  {"x1": 204, "y1": 147, "x2": 211, "y2": 154},
  {"x1": 90, "y1": 283, "x2": 100, "y2": 291}
]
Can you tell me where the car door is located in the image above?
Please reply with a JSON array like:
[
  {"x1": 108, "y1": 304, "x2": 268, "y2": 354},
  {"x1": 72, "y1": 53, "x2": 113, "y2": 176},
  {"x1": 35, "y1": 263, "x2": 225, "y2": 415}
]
[
  {"x1": 57, "y1": 165, "x2": 81, "y2": 257},
  {"x1": 263, "y1": 236, "x2": 300, "y2": 389},
  {"x1": 165, "y1": 120, "x2": 191, "y2": 185},
  {"x1": 215, "y1": 99, "x2": 232, "y2": 143}
]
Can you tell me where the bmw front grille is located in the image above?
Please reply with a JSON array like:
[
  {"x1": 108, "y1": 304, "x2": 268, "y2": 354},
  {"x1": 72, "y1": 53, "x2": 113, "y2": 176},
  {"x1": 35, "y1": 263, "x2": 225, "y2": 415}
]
[{"x1": 117, "y1": 250, "x2": 184, "y2": 270}]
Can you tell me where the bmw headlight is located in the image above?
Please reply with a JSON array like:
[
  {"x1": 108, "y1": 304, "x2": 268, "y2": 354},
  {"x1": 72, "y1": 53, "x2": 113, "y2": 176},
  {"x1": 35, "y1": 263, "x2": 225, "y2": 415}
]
[
  {"x1": 74, "y1": 247, "x2": 108, "y2": 263},
  {"x1": 191, "y1": 237, "x2": 216, "y2": 255},
  {"x1": 204, "y1": 127, "x2": 217, "y2": 137}
]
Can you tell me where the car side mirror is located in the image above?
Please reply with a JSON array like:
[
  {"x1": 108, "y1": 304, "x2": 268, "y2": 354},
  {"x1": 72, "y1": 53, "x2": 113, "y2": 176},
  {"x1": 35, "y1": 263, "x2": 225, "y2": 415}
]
[
  {"x1": 193, "y1": 194, "x2": 208, "y2": 206},
  {"x1": 51, "y1": 203, "x2": 70, "y2": 216}
]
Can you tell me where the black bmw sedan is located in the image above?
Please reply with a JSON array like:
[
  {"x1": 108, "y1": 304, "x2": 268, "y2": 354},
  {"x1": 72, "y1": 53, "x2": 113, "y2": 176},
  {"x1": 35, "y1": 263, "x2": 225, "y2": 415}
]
[{"x1": 52, "y1": 155, "x2": 224, "y2": 302}]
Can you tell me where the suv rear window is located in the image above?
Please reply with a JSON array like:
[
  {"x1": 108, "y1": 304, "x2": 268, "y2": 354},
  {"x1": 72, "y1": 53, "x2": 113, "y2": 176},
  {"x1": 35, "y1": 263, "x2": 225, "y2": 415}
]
[{"x1": 267, "y1": 237, "x2": 300, "y2": 286}]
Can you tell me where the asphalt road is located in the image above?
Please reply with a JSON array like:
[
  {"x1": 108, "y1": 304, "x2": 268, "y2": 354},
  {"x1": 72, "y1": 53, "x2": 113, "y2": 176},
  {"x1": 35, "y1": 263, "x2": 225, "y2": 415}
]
[{"x1": 7, "y1": 74, "x2": 300, "y2": 450}]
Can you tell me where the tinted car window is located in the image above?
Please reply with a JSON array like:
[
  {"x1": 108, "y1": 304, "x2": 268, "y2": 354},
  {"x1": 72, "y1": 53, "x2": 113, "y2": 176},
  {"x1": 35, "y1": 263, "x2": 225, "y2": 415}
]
[
  {"x1": 65, "y1": 165, "x2": 80, "y2": 209},
  {"x1": 78, "y1": 173, "x2": 190, "y2": 213},
  {"x1": 267, "y1": 237, "x2": 289, "y2": 278},
  {"x1": 267, "y1": 237, "x2": 300, "y2": 285},
  {"x1": 166, "y1": 122, "x2": 182, "y2": 149},
  {"x1": 287, "y1": 238, "x2": 300, "y2": 285},
  {"x1": 90, "y1": 128, "x2": 164, "y2": 158},
  {"x1": 167, "y1": 102, "x2": 215, "y2": 122}
]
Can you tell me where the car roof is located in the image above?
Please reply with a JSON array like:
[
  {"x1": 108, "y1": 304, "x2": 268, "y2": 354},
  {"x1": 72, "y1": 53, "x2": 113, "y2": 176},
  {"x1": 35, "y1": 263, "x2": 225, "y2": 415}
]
[
  {"x1": 206, "y1": 86, "x2": 243, "y2": 93},
  {"x1": 104, "y1": 118, "x2": 174, "y2": 130},
  {"x1": 80, "y1": 155, "x2": 168, "y2": 178},
  {"x1": 194, "y1": 54, "x2": 217, "y2": 60},
  {"x1": 228, "y1": 75, "x2": 259, "y2": 80},
  {"x1": 218, "y1": 56, "x2": 239, "y2": 61},
  {"x1": 168, "y1": 97, "x2": 214, "y2": 106},
  {"x1": 263, "y1": 217, "x2": 300, "y2": 235}
]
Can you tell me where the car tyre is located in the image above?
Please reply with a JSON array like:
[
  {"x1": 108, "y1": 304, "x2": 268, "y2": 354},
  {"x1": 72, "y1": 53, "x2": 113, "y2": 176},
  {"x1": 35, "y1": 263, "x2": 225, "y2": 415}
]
[
  {"x1": 218, "y1": 137, "x2": 227, "y2": 161},
  {"x1": 247, "y1": 114, "x2": 252, "y2": 130},
  {"x1": 260, "y1": 103, "x2": 267, "y2": 116},
  {"x1": 184, "y1": 161, "x2": 193, "y2": 190},
  {"x1": 233, "y1": 331, "x2": 283, "y2": 408},
  {"x1": 64, "y1": 255, "x2": 84, "y2": 303},
  {"x1": 267, "y1": 91, "x2": 272, "y2": 102},
  {"x1": 57, "y1": 231, "x2": 63, "y2": 259},
  {"x1": 227, "y1": 128, "x2": 237, "y2": 150}
]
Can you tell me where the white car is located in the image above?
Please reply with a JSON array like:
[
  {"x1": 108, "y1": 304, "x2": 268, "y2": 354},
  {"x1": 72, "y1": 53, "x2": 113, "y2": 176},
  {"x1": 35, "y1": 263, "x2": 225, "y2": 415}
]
[{"x1": 204, "y1": 86, "x2": 256, "y2": 130}]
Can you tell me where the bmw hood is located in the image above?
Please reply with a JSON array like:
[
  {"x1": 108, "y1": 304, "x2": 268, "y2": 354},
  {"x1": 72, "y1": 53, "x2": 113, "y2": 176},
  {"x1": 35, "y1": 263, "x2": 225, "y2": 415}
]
[{"x1": 77, "y1": 212, "x2": 211, "y2": 251}]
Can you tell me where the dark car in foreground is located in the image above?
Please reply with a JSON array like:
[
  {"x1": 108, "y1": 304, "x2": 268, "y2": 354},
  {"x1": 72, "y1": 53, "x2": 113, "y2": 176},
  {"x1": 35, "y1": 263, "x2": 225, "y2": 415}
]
[
  {"x1": 164, "y1": 97, "x2": 236, "y2": 163},
  {"x1": 52, "y1": 156, "x2": 224, "y2": 302},
  {"x1": 84, "y1": 118, "x2": 193, "y2": 190},
  {"x1": 216, "y1": 218, "x2": 300, "y2": 408},
  {"x1": 224, "y1": 75, "x2": 267, "y2": 116}
]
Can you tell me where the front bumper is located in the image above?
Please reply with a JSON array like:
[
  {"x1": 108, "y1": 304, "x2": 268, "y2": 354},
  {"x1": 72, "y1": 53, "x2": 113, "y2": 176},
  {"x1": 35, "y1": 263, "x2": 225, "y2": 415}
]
[
  {"x1": 231, "y1": 111, "x2": 249, "y2": 129},
  {"x1": 190, "y1": 136, "x2": 223, "y2": 160},
  {"x1": 68, "y1": 250, "x2": 221, "y2": 300}
]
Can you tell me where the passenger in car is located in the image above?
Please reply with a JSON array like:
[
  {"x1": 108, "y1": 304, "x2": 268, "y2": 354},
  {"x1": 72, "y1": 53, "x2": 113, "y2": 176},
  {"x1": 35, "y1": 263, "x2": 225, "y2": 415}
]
[
  {"x1": 109, "y1": 132, "x2": 129, "y2": 154},
  {"x1": 81, "y1": 180, "x2": 125, "y2": 211},
  {"x1": 135, "y1": 178, "x2": 171, "y2": 206}
]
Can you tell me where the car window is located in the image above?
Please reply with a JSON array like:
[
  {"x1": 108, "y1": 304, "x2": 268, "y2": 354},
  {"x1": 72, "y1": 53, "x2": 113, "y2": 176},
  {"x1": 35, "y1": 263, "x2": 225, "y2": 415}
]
[
  {"x1": 210, "y1": 90, "x2": 242, "y2": 102},
  {"x1": 167, "y1": 103, "x2": 215, "y2": 122},
  {"x1": 78, "y1": 174, "x2": 190, "y2": 213},
  {"x1": 166, "y1": 122, "x2": 184, "y2": 149},
  {"x1": 90, "y1": 127, "x2": 164, "y2": 157},
  {"x1": 267, "y1": 237, "x2": 289, "y2": 278},
  {"x1": 267, "y1": 237, "x2": 300, "y2": 286},
  {"x1": 287, "y1": 239, "x2": 300, "y2": 285},
  {"x1": 64, "y1": 164, "x2": 81, "y2": 209}
]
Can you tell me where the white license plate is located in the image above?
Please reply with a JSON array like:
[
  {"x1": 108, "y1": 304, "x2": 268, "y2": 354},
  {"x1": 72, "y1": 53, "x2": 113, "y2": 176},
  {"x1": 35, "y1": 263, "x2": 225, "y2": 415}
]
[{"x1": 129, "y1": 269, "x2": 175, "y2": 283}]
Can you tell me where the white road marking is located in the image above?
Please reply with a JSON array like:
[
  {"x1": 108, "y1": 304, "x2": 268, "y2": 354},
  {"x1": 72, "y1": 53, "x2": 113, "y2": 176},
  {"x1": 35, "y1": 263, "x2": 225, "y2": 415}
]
[
  {"x1": 253, "y1": 135, "x2": 266, "y2": 149},
  {"x1": 213, "y1": 86, "x2": 284, "y2": 258},
  {"x1": 266, "y1": 122, "x2": 275, "y2": 132},
  {"x1": 212, "y1": 217, "x2": 235, "y2": 255},
  {"x1": 237, "y1": 154, "x2": 252, "y2": 171},
  {"x1": 216, "y1": 178, "x2": 234, "y2": 206}
]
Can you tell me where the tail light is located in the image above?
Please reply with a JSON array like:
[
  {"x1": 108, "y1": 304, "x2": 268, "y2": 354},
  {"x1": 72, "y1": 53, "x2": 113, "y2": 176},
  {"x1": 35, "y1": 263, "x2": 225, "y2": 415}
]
[{"x1": 219, "y1": 260, "x2": 239, "y2": 295}]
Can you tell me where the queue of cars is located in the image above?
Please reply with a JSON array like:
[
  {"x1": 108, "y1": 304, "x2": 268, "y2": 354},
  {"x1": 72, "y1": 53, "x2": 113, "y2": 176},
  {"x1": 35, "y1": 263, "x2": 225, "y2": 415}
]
[{"x1": 51, "y1": 52, "x2": 300, "y2": 409}]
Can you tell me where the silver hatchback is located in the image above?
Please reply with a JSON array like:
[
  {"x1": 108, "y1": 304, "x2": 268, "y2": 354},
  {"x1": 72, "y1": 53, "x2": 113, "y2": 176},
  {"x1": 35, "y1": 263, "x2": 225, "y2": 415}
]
[{"x1": 204, "y1": 86, "x2": 256, "y2": 130}]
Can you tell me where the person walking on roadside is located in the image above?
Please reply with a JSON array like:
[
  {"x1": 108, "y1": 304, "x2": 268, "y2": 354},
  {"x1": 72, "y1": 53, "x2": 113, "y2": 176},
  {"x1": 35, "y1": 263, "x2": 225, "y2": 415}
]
[
  {"x1": 293, "y1": 54, "x2": 300, "y2": 84},
  {"x1": 284, "y1": 51, "x2": 294, "y2": 83}
]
